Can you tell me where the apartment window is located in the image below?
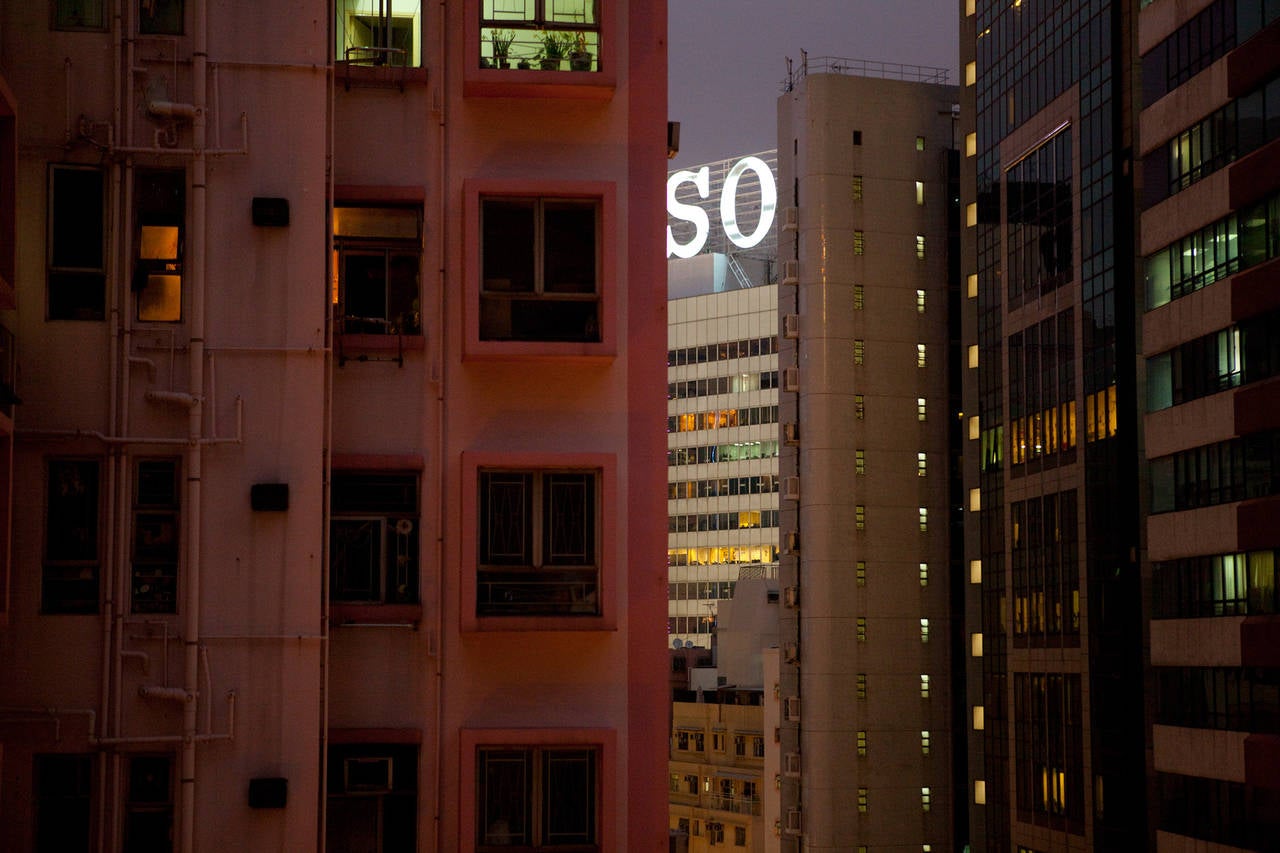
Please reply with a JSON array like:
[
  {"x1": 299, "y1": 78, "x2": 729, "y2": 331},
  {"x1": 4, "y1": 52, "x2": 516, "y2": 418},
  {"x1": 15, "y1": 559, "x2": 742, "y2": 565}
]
[
  {"x1": 919, "y1": 562, "x2": 928, "y2": 586},
  {"x1": 481, "y1": 196, "x2": 600, "y2": 342},
  {"x1": 54, "y1": 0, "x2": 105, "y2": 30},
  {"x1": 854, "y1": 339, "x2": 865, "y2": 364},
  {"x1": 853, "y1": 130, "x2": 863, "y2": 146},
  {"x1": 853, "y1": 283, "x2": 864, "y2": 310},
  {"x1": 476, "y1": 746, "x2": 598, "y2": 849},
  {"x1": 712, "y1": 732, "x2": 725, "y2": 751},
  {"x1": 920, "y1": 618, "x2": 930, "y2": 643},
  {"x1": 330, "y1": 471, "x2": 420, "y2": 605},
  {"x1": 920, "y1": 674, "x2": 930, "y2": 698},
  {"x1": 857, "y1": 786, "x2": 869, "y2": 813},
  {"x1": 852, "y1": 175, "x2": 864, "y2": 200},
  {"x1": 856, "y1": 616, "x2": 867, "y2": 642},
  {"x1": 917, "y1": 452, "x2": 927, "y2": 477},
  {"x1": 327, "y1": 744, "x2": 417, "y2": 852},
  {"x1": 916, "y1": 136, "x2": 925, "y2": 151},
  {"x1": 918, "y1": 507, "x2": 928, "y2": 532},
  {"x1": 707, "y1": 823, "x2": 724, "y2": 844},
  {"x1": 856, "y1": 673, "x2": 867, "y2": 699},
  {"x1": 855, "y1": 449, "x2": 866, "y2": 475},
  {"x1": 857, "y1": 730, "x2": 868, "y2": 756},
  {"x1": 131, "y1": 459, "x2": 180, "y2": 614},
  {"x1": 855, "y1": 395, "x2": 864, "y2": 419},
  {"x1": 855, "y1": 505, "x2": 865, "y2": 530},
  {"x1": 43, "y1": 459, "x2": 101, "y2": 614},
  {"x1": 337, "y1": 0, "x2": 422, "y2": 66},
  {"x1": 480, "y1": 0, "x2": 599, "y2": 71},
  {"x1": 732, "y1": 734, "x2": 747, "y2": 757},
  {"x1": 750, "y1": 737, "x2": 765, "y2": 759},
  {"x1": 734, "y1": 826, "x2": 747, "y2": 846},
  {"x1": 35, "y1": 755, "x2": 92, "y2": 852},
  {"x1": 915, "y1": 181, "x2": 924, "y2": 205},
  {"x1": 477, "y1": 468, "x2": 600, "y2": 616},
  {"x1": 125, "y1": 756, "x2": 173, "y2": 852},
  {"x1": 915, "y1": 235, "x2": 926, "y2": 259},
  {"x1": 853, "y1": 230, "x2": 865, "y2": 255},
  {"x1": 48, "y1": 165, "x2": 107, "y2": 321},
  {"x1": 916, "y1": 289, "x2": 926, "y2": 312},
  {"x1": 921, "y1": 731, "x2": 931, "y2": 755},
  {"x1": 856, "y1": 560, "x2": 866, "y2": 586},
  {"x1": 917, "y1": 344, "x2": 926, "y2": 367},
  {"x1": 134, "y1": 170, "x2": 184, "y2": 322},
  {"x1": 333, "y1": 204, "x2": 423, "y2": 335},
  {"x1": 921, "y1": 787, "x2": 932, "y2": 812},
  {"x1": 139, "y1": 0, "x2": 182, "y2": 33},
  {"x1": 917, "y1": 397, "x2": 926, "y2": 420}
]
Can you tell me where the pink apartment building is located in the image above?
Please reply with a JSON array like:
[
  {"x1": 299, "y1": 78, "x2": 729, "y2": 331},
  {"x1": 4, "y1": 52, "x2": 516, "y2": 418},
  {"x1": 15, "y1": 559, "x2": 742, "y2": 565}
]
[{"x1": 0, "y1": 0, "x2": 668, "y2": 850}]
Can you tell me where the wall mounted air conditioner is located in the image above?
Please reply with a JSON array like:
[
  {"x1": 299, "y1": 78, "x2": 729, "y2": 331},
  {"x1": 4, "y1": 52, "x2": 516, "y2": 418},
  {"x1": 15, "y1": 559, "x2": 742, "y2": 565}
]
[
  {"x1": 344, "y1": 757, "x2": 393, "y2": 793},
  {"x1": 783, "y1": 314, "x2": 800, "y2": 339},
  {"x1": 782, "y1": 476, "x2": 800, "y2": 501},
  {"x1": 783, "y1": 585, "x2": 799, "y2": 608},
  {"x1": 780, "y1": 259, "x2": 799, "y2": 285},
  {"x1": 783, "y1": 642, "x2": 800, "y2": 663},
  {"x1": 782, "y1": 207, "x2": 799, "y2": 232},
  {"x1": 785, "y1": 808, "x2": 803, "y2": 835},
  {"x1": 783, "y1": 422, "x2": 800, "y2": 445},
  {"x1": 784, "y1": 531, "x2": 801, "y2": 554},
  {"x1": 783, "y1": 367, "x2": 800, "y2": 392},
  {"x1": 784, "y1": 696, "x2": 801, "y2": 721},
  {"x1": 784, "y1": 752, "x2": 801, "y2": 777}
]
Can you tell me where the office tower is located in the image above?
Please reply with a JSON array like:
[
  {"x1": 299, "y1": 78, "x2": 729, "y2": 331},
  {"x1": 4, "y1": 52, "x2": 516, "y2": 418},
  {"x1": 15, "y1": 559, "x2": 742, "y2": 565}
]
[
  {"x1": 775, "y1": 60, "x2": 960, "y2": 851},
  {"x1": 0, "y1": 1, "x2": 668, "y2": 850},
  {"x1": 1138, "y1": 2, "x2": 1280, "y2": 848},
  {"x1": 667, "y1": 152, "x2": 781, "y2": 649},
  {"x1": 959, "y1": 0, "x2": 1146, "y2": 850}
]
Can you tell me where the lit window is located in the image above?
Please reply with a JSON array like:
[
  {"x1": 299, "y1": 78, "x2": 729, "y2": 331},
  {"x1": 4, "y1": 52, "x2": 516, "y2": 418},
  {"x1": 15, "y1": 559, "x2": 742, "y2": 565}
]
[
  {"x1": 853, "y1": 283, "x2": 864, "y2": 310},
  {"x1": 968, "y1": 343, "x2": 979, "y2": 368},
  {"x1": 855, "y1": 394, "x2": 865, "y2": 418},
  {"x1": 857, "y1": 730, "x2": 868, "y2": 756},
  {"x1": 921, "y1": 730, "x2": 931, "y2": 755},
  {"x1": 916, "y1": 136, "x2": 926, "y2": 151},
  {"x1": 331, "y1": 471, "x2": 420, "y2": 605},
  {"x1": 54, "y1": 0, "x2": 105, "y2": 30},
  {"x1": 967, "y1": 272, "x2": 978, "y2": 298},
  {"x1": 855, "y1": 449, "x2": 866, "y2": 475},
  {"x1": 920, "y1": 618, "x2": 930, "y2": 643},
  {"x1": 333, "y1": 204, "x2": 423, "y2": 335},
  {"x1": 853, "y1": 230, "x2": 865, "y2": 255},
  {"x1": 856, "y1": 673, "x2": 867, "y2": 699},
  {"x1": 481, "y1": 195, "x2": 600, "y2": 342},
  {"x1": 917, "y1": 344, "x2": 927, "y2": 367},
  {"x1": 975, "y1": 779, "x2": 987, "y2": 805},
  {"x1": 965, "y1": 132, "x2": 977, "y2": 156},
  {"x1": 125, "y1": 756, "x2": 174, "y2": 848},
  {"x1": 328, "y1": 744, "x2": 417, "y2": 850},
  {"x1": 337, "y1": 0, "x2": 422, "y2": 66},
  {"x1": 855, "y1": 505, "x2": 866, "y2": 530},
  {"x1": 857, "y1": 786, "x2": 869, "y2": 813},
  {"x1": 917, "y1": 397, "x2": 927, "y2": 420},
  {"x1": 969, "y1": 488, "x2": 981, "y2": 511},
  {"x1": 134, "y1": 170, "x2": 185, "y2": 323},
  {"x1": 920, "y1": 674, "x2": 930, "y2": 698},
  {"x1": 139, "y1": 0, "x2": 183, "y2": 34},
  {"x1": 854, "y1": 340, "x2": 865, "y2": 365},
  {"x1": 965, "y1": 61, "x2": 976, "y2": 86},
  {"x1": 973, "y1": 705, "x2": 985, "y2": 730},
  {"x1": 968, "y1": 415, "x2": 980, "y2": 440},
  {"x1": 131, "y1": 459, "x2": 180, "y2": 614},
  {"x1": 972, "y1": 633, "x2": 984, "y2": 656},
  {"x1": 476, "y1": 745, "x2": 598, "y2": 848},
  {"x1": 915, "y1": 234, "x2": 926, "y2": 259},
  {"x1": 43, "y1": 459, "x2": 101, "y2": 614},
  {"x1": 915, "y1": 181, "x2": 924, "y2": 205},
  {"x1": 856, "y1": 617, "x2": 867, "y2": 642},
  {"x1": 917, "y1": 452, "x2": 927, "y2": 477},
  {"x1": 921, "y1": 786, "x2": 931, "y2": 812},
  {"x1": 852, "y1": 175, "x2": 864, "y2": 200},
  {"x1": 477, "y1": 468, "x2": 600, "y2": 616},
  {"x1": 916, "y1": 288, "x2": 926, "y2": 312},
  {"x1": 48, "y1": 165, "x2": 107, "y2": 321},
  {"x1": 919, "y1": 507, "x2": 928, "y2": 532},
  {"x1": 966, "y1": 201, "x2": 978, "y2": 226},
  {"x1": 856, "y1": 560, "x2": 866, "y2": 586},
  {"x1": 919, "y1": 562, "x2": 928, "y2": 586},
  {"x1": 35, "y1": 755, "x2": 93, "y2": 850},
  {"x1": 970, "y1": 559, "x2": 982, "y2": 584},
  {"x1": 481, "y1": 0, "x2": 600, "y2": 72}
]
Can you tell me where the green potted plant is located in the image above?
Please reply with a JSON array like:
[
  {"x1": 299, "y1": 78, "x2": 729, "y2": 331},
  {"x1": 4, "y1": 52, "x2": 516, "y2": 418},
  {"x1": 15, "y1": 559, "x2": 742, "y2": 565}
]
[
  {"x1": 569, "y1": 31, "x2": 592, "y2": 72},
  {"x1": 489, "y1": 29, "x2": 516, "y2": 69},
  {"x1": 538, "y1": 29, "x2": 570, "y2": 70}
]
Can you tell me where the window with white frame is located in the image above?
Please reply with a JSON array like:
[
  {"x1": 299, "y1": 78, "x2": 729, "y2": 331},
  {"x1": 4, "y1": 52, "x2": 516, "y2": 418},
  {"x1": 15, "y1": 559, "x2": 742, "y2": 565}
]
[
  {"x1": 477, "y1": 746, "x2": 598, "y2": 850},
  {"x1": 131, "y1": 459, "x2": 180, "y2": 614},
  {"x1": 133, "y1": 170, "x2": 185, "y2": 323},
  {"x1": 477, "y1": 468, "x2": 600, "y2": 616},
  {"x1": 481, "y1": 196, "x2": 600, "y2": 342},
  {"x1": 481, "y1": 0, "x2": 600, "y2": 72},
  {"x1": 330, "y1": 472, "x2": 420, "y2": 605},
  {"x1": 336, "y1": 0, "x2": 423, "y2": 66},
  {"x1": 333, "y1": 204, "x2": 423, "y2": 336},
  {"x1": 47, "y1": 165, "x2": 107, "y2": 321}
]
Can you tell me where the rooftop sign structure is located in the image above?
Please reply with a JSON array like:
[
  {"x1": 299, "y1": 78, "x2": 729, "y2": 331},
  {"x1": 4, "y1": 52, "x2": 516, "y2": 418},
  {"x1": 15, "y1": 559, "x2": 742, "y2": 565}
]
[{"x1": 666, "y1": 151, "x2": 778, "y2": 261}]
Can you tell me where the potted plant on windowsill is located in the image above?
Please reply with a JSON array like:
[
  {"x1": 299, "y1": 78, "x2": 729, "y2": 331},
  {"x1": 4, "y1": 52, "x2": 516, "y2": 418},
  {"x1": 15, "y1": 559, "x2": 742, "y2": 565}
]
[
  {"x1": 490, "y1": 29, "x2": 516, "y2": 69},
  {"x1": 569, "y1": 31, "x2": 592, "y2": 72},
  {"x1": 538, "y1": 29, "x2": 571, "y2": 70}
]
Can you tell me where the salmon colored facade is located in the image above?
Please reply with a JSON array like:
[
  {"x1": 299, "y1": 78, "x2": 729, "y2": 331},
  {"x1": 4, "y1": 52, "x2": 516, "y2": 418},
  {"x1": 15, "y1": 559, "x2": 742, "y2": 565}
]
[{"x1": 0, "y1": 0, "x2": 667, "y2": 850}]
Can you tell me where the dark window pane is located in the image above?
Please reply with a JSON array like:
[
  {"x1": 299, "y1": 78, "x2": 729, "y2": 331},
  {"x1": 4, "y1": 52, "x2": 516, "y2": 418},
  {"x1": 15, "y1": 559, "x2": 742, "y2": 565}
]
[
  {"x1": 36, "y1": 755, "x2": 92, "y2": 853},
  {"x1": 479, "y1": 472, "x2": 532, "y2": 565},
  {"x1": 479, "y1": 750, "x2": 530, "y2": 846},
  {"x1": 482, "y1": 199, "x2": 536, "y2": 293},
  {"x1": 543, "y1": 202, "x2": 597, "y2": 293},
  {"x1": 542, "y1": 749, "x2": 595, "y2": 845},
  {"x1": 139, "y1": 0, "x2": 183, "y2": 34}
]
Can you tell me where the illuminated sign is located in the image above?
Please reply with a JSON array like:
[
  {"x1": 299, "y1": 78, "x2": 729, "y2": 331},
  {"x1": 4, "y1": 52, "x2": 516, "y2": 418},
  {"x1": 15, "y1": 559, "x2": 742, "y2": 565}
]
[{"x1": 667, "y1": 155, "x2": 777, "y2": 259}]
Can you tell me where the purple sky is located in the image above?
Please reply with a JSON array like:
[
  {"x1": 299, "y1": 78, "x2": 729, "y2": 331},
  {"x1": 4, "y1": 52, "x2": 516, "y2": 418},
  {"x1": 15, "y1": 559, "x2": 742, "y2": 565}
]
[{"x1": 667, "y1": 0, "x2": 958, "y2": 168}]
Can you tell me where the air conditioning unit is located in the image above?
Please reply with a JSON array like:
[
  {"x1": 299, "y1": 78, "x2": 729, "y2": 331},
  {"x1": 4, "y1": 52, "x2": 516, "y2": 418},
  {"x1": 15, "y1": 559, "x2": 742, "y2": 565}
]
[
  {"x1": 784, "y1": 808, "x2": 803, "y2": 835},
  {"x1": 784, "y1": 696, "x2": 801, "y2": 721},
  {"x1": 783, "y1": 642, "x2": 800, "y2": 663},
  {"x1": 783, "y1": 367, "x2": 800, "y2": 392},
  {"x1": 783, "y1": 314, "x2": 800, "y2": 339},
  {"x1": 783, "y1": 422, "x2": 800, "y2": 445},
  {"x1": 780, "y1": 259, "x2": 799, "y2": 285},
  {"x1": 782, "y1": 476, "x2": 800, "y2": 501},
  {"x1": 784, "y1": 752, "x2": 801, "y2": 777},
  {"x1": 782, "y1": 206, "x2": 799, "y2": 232},
  {"x1": 343, "y1": 756, "x2": 393, "y2": 793},
  {"x1": 784, "y1": 530, "x2": 801, "y2": 554},
  {"x1": 783, "y1": 585, "x2": 799, "y2": 608}
]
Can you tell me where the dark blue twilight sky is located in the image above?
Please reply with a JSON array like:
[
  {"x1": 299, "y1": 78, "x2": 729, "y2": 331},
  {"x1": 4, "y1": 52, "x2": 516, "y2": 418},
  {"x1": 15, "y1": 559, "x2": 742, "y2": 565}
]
[{"x1": 667, "y1": 0, "x2": 958, "y2": 169}]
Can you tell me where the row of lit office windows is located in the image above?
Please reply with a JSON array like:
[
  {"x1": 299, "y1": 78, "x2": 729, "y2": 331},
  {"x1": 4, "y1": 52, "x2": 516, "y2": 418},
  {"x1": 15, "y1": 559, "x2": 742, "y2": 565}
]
[
  {"x1": 668, "y1": 510, "x2": 779, "y2": 533},
  {"x1": 669, "y1": 371, "x2": 778, "y2": 401},
  {"x1": 667, "y1": 406, "x2": 779, "y2": 434},
  {"x1": 668, "y1": 336, "x2": 778, "y2": 367},
  {"x1": 668, "y1": 475, "x2": 778, "y2": 500}
]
